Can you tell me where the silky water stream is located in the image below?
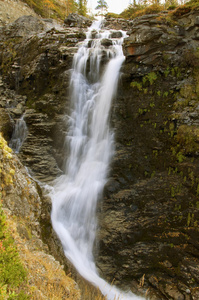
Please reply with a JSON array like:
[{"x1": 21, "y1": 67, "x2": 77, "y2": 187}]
[{"x1": 50, "y1": 21, "x2": 144, "y2": 300}]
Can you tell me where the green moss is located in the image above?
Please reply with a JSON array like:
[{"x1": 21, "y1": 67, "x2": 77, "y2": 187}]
[
  {"x1": 130, "y1": 81, "x2": 143, "y2": 91},
  {"x1": 142, "y1": 72, "x2": 158, "y2": 85}
]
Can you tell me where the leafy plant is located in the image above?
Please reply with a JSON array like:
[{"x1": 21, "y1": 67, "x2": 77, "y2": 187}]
[
  {"x1": 143, "y1": 72, "x2": 158, "y2": 85},
  {"x1": 131, "y1": 81, "x2": 143, "y2": 91}
]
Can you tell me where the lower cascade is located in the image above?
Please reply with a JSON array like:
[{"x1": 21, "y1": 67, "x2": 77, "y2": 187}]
[{"x1": 50, "y1": 21, "x2": 144, "y2": 300}]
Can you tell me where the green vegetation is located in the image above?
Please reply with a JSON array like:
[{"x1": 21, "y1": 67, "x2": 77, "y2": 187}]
[
  {"x1": 0, "y1": 133, "x2": 108, "y2": 299},
  {"x1": 118, "y1": 0, "x2": 199, "y2": 20},
  {"x1": 0, "y1": 133, "x2": 28, "y2": 299},
  {"x1": 0, "y1": 133, "x2": 15, "y2": 188},
  {"x1": 105, "y1": 12, "x2": 120, "y2": 18},
  {"x1": 131, "y1": 81, "x2": 143, "y2": 91},
  {"x1": 78, "y1": 0, "x2": 88, "y2": 16},
  {"x1": 175, "y1": 125, "x2": 199, "y2": 156},
  {"x1": 20, "y1": 0, "x2": 199, "y2": 21},
  {"x1": 21, "y1": 0, "x2": 66, "y2": 20},
  {"x1": 131, "y1": 71, "x2": 159, "y2": 91},
  {"x1": 120, "y1": 2, "x2": 165, "y2": 19},
  {"x1": 0, "y1": 201, "x2": 28, "y2": 300},
  {"x1": 95, "y1": 0, "x2": 108, "y2": 17},
  {"x1": 143, "y1": 72, "x2": 158, "y2": 86}
]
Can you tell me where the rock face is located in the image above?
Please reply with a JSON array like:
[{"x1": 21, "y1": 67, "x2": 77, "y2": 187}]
[
  {"x1": 0, "y1": 0, "x2": 38, "y2": 26},
  {"x1": 104, "y1": 16, "x2": 131, "y2": 31},
  {"x1": 64, "y1": 13, "x2": 92, "y2": 27},
  {"x1": 0, "y1": 15, "x2": 86, "y2": 182},
  {"x1": 1, "y1": 10, "x2": 199, "y2": 300},
  {"x1": 0, "y1": 133, "x2": 80, "y2": 299},
  {"x1": 96, "y1": 10, "x2": 199, "y2": 300}
]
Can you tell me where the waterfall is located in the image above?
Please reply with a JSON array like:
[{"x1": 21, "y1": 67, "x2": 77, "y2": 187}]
[
  {"x1": 9, "y1": 114, "x2": 28, "y2": 153},
  {"x1": 50, "y1": 21, "x2": 144, "y2": 300}
]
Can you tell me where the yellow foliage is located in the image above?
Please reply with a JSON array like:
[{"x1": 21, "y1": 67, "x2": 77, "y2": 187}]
[
  {"x1": 22, "y1": 0, "x2": 77, "y2": 20},
  {"x1": 0, "y1": 132, "x2": 15, "y2": 189},
  {"x1": 0, "y1": 133, "x2": 13, "y2": 160}
]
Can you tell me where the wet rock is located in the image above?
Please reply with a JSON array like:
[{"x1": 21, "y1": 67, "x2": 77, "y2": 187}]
[
  {"x1": 101, "y1": 38, "x2": 113, "y2": 47},
  {"x1": 90, "y1": 29, "x2": 98, "y2": 39},
  {"x1": 110, "y1": 31, "x2": 123, "y2": 38}
]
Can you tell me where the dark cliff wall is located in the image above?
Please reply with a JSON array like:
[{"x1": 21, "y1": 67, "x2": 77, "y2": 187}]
[
  {"x1": 97, "y1": 11, "x2": 199, "y2": 300},
  {"x1": 0, "y1": 11, "x2": 199, "y2": 300}
]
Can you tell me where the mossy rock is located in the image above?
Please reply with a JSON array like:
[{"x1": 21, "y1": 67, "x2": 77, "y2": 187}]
[{"x1": 176, "y1": 125, "x2": 199, "y2": 155}]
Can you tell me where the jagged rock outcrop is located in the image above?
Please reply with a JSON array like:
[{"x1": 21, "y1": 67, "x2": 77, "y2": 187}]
[
  {"x1": 1, "y1": 9, "x2": 199, "y2": 300},
  {"x1": 123, "y1": 11, "x2": 199, "y2": 66}
]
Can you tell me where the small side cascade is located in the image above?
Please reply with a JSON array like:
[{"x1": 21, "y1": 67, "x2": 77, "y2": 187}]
[
  {"x1": 50, "y1": 20, "x2": 145, "y2": 300},
  {"x1": 9, "y1": 114, "x2": 28, "y2": 153}
]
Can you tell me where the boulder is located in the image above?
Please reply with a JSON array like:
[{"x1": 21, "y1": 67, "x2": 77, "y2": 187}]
[
  {"x1": 110, "y1": 31, "x2": 123, "y2": 38},
  {"x1": 101, "y1": 38, "x2": 113, "y2": 47},
  {"x1": 64, "y1": 13, "x2": 92, "y2": 28}
]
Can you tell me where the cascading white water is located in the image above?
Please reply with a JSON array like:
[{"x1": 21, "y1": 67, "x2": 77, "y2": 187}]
[
  {"x1": 9, "y1": 114, "x2": 28, "y2": 153},
  {"x1": 50, "y1": 21, "x2": 145, "y2": 300}
]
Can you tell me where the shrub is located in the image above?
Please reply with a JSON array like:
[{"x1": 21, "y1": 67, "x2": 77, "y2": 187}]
[
  {"x1": 105, "y1": 12, "x2": 120, "y2": 19},
  {"x1": 120, "y1": 3, "x2": 164, "y2": 19},
  {"x1": 172, "y1": 4, "x2": 191, "y2": 16}
]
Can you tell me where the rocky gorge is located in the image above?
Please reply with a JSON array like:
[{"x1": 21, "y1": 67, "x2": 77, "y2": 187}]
[{"x1": 0, "y1": 3, "x2": 199, "y2": 300}]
